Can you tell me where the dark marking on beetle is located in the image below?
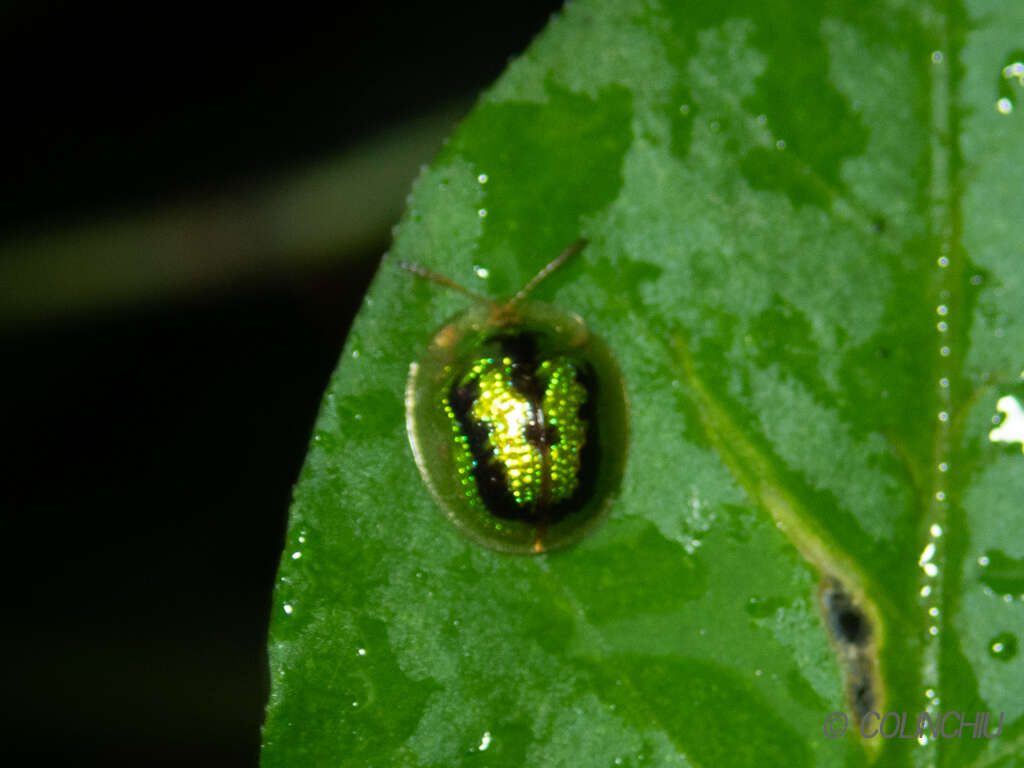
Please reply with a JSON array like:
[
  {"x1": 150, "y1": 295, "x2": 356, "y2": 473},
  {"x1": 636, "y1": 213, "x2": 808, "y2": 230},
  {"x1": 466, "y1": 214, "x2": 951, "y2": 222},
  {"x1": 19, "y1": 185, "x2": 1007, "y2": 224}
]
[
  {"x1": 449, "y1": 381, "x2": 478, "y2": 417},
  {"x1": 524, "y1": 421, "x2": 560, "y2": 448},
  {"x1": 499, "y1": 334, "x2": 544, "y2": 401}
]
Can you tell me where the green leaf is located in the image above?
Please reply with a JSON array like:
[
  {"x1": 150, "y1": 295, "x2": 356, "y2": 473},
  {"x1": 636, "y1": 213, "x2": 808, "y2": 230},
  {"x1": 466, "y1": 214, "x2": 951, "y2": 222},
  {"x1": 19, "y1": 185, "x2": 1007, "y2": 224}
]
[{"x1": 262, "y1": 1, "x2": 1024, "y2": 765}]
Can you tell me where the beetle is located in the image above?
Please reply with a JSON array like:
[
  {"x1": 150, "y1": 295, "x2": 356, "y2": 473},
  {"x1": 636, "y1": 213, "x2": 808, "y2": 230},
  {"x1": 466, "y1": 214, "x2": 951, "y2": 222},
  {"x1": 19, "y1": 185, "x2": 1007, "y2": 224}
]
[{"x1": 402, "y1": 239, "x2": 629, "y2": 554}]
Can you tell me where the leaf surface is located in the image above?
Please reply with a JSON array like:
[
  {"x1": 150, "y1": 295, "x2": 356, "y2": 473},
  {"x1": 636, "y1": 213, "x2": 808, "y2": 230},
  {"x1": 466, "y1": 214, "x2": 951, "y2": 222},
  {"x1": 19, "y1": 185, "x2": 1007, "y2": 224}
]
[{"x1": 262, "y1": 1, "x2": 1024, "y2": 765}]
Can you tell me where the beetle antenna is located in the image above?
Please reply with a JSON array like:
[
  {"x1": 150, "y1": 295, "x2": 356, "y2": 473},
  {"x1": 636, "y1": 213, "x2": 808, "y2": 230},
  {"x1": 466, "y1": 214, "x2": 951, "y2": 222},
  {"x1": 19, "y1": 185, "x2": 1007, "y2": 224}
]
[
  {"x1": 510, "y1": 238, "x2": 588, "y2": 306},
  {"x1": 398, "y1": 261, "x2": 492, "y2": 304}
]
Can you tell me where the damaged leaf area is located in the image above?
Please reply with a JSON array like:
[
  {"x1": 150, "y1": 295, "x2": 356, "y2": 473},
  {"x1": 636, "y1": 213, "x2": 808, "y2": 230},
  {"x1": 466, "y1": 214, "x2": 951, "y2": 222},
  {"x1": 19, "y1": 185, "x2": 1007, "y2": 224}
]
[{"x1": 262, "y1": 1, "x2": 1024, "y2": 766}]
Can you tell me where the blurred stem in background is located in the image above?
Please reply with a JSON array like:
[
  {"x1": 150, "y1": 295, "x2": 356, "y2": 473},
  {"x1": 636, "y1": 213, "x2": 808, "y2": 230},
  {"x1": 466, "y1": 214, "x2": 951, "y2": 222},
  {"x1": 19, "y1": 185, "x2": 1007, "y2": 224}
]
[{"x1": 0, "y1": 101, "x2": 468, "y2": 328}]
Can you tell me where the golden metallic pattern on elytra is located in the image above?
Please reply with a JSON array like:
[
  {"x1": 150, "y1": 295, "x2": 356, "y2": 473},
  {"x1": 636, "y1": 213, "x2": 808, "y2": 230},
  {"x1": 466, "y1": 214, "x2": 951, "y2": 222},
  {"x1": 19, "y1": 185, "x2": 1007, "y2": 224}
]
[
  {"x1": 472, "y1": 362, "x2": 541, "y2": 504},
  {"x1": 444, "y1": 360, "x2": 489, "y2": 510},
  {"x1": 444, "y1": 356, "x2": 589, "y2": 509},
  {"x1": 538, "y1": 359, "x2": 587, "y2": 502}
]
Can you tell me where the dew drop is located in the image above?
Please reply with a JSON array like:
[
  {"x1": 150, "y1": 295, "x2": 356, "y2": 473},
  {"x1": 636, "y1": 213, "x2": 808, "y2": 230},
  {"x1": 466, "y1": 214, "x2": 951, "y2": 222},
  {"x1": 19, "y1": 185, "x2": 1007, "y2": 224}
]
[
  {"x1": 283, "y1": 603, "x2": 293, "y2": 615},
  {"x1": 937, "y1": 305, "x2": 949, "y2": 316},
  {"x1": 938, "y1": 256, "x2": 950, "y2": 268},
  {"x1": 989, "y1": 395, "x2": 1024, "y2": 450},
  {"x1": 920, "y1": 542, "x2": 936, "y2": 565},
  {"x1": 988, "y1": 633, "x2": 1018, "y2": 661},
  {"x1": 478, "y1": 208, "x2": 487, "y2": 218},
  {"x1": 680, "y1": 104, "x2": 690, "y2": 115},
  {"x1": 996, "y1": 98, "x2": 1014, "y2": 115},
  {"x1": 940, "y1": 346, "x2": 951, "y2": 357},
  {"x1": 931, "y1": 51, "x2": 944, "y2": 63},
  {"x1": 776, "y1": 139, "x2": 786, "y2": 150},
  {"x1": 477, "y1": 173, "x2": 488, "y2": 184},
  {"x1": 930, "y1": 523, "x2": 944, "y2": 536},
  {"x1": 978, "y1": 555, "x2": 990, "y2": 567}
]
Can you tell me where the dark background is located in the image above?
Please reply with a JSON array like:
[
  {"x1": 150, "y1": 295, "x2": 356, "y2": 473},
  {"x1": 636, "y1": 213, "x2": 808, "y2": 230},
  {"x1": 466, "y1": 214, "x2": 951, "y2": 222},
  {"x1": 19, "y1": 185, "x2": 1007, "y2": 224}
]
[{"x1": 1, "y1": 2, "x2": 564, "y2": 764}]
